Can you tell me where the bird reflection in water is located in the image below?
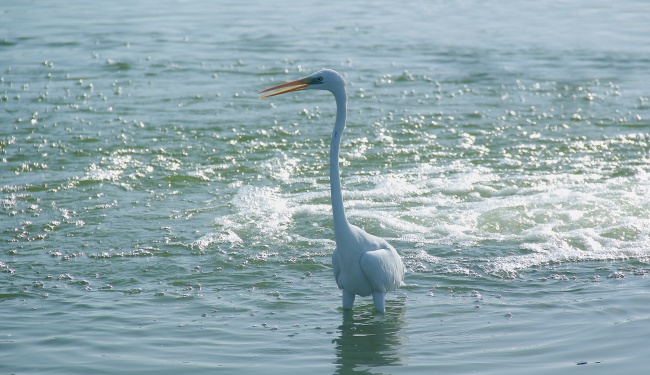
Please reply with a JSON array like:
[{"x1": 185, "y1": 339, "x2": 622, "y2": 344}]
[{"x1": 332, "y1": 300, "x2": 406, "y2": 374}]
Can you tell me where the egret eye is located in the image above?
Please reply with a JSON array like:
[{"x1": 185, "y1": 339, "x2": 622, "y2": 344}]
[{"x1": 317, "y1": 76, "x2": 323, "y2": 82}]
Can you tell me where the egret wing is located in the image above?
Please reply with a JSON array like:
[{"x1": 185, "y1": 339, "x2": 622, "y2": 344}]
[
  {"x1": 359, "y1": 248, "x2": 404, "y2": 293},
  {"x1": 332, "y1": 250, "x2": 343, "y2": 289}
]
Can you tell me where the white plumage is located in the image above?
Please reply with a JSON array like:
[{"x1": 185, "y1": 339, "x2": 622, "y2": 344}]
[{"x1": 260, "y1": 69, "x2": 405, "y2": 313}]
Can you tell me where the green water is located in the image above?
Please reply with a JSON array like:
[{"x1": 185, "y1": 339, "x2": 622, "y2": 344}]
[{"x1": 2, "y1": 0, "x2": 650, "y2": 373}]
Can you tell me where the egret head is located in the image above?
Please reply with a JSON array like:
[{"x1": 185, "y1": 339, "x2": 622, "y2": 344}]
[{"x1": 259, "y1": 69, "x2": 346, "y2": 98}]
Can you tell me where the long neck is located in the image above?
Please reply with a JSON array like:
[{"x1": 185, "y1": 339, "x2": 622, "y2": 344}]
[{"x1": 330, "y1": 86, "x2": 350, "y2": 238}]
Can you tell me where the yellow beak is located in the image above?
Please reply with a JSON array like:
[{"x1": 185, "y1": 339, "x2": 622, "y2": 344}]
[{"x1": 259, "y1": 78, "x2": 309, "y2": 98}]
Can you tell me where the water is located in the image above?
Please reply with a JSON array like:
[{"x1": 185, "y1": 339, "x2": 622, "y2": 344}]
[{"x1": 2, "y1": 0, "x2": 650, "y2": 373}]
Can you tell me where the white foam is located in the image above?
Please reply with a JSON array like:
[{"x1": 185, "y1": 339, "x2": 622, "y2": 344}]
[
  {"x1": 191, "y1": 231, "x2": 243, "y2": 251},
  {"x1": 214, "y1": 185, "x2": 295, "y2": 242},
  {"x1": 209, "y1": 147, "x2": 650, "y2": 276}
]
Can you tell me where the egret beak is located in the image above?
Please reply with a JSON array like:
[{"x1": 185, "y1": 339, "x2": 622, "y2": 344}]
[{"x1": 259, "y1": 78, "x2": 309, "y2": 98}]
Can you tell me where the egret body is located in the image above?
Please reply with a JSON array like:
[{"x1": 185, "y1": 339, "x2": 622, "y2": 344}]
[{"x1": 260, "y1": 69, "x2": 405, "y2": 313}]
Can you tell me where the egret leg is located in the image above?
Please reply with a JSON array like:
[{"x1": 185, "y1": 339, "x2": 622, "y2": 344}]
[
  {"x1": 372, "y1": 291, "x2": 386, "y2": 313},
  {"x1": 342, "y1": 290, "x2": 355, "y2": 310}
]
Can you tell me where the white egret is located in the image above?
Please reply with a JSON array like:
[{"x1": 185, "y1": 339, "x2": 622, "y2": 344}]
[{"x1": 260, "y1": 69, "x2": 405, "y2": 313}]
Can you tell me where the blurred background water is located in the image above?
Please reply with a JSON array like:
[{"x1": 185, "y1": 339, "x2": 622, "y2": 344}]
[{"x1": 1, "y1": 0, "x2": 650, "y2": 374}]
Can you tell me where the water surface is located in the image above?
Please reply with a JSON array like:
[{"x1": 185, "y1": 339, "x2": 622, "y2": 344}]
[{"x1": 2, "y1": 0, "x2": 650, "y2": 374}]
